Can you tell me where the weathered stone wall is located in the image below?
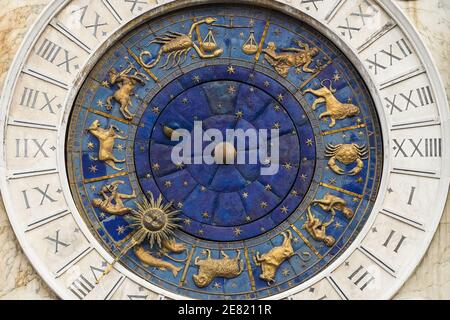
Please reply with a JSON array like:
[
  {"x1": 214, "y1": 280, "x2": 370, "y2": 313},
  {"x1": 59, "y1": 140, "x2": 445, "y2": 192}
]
[{"x1": 0, "y1": 0, "x2": 448, "y2": 299}]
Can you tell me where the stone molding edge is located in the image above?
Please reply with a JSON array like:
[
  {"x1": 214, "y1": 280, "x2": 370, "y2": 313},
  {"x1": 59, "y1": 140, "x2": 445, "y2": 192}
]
[{"x1": 0, "y1": 0, "x2": 447, "y2": 300}]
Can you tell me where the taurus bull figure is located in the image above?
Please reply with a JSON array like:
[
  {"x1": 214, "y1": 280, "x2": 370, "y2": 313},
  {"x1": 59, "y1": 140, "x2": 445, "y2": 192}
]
[
  {"x1": 304, "y1": 80, "x2": 360, "y2": 128},
  {"x1": 253, "y1": 231, "x2": 294, "y2": 285}
]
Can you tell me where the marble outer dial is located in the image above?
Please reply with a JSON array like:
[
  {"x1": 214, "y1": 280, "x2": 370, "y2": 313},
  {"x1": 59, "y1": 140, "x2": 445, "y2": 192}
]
[{"x1": 0, "y1": 0, "x2": 448, "y2": 300}]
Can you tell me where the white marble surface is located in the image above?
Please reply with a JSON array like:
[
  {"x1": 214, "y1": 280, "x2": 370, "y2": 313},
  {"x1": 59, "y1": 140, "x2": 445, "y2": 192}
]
[
  {"x1": 0, "y1": 0, "x2": 448, "y2": 300},
  {"x1": 0, "y1": 0, "x2": 57, "y2": 300},
  {"x1": 391, "y1": 0, "x2": 450, "y2": 300}
]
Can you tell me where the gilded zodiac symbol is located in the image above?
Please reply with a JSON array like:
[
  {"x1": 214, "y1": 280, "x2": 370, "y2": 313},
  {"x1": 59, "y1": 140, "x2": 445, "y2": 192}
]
[
  {"x1": 304, "y1": 80, "x2": 360, "y2": 128},
  {"x1": 128, "y1": 194, "x2": 185, "y2": 278},
  {"x1": 105, "y1": 58, "x2": 149, "y2": 120},
  {"x1": 242, "y1": 30, "x2": 258, "y2": 55},
  {"x1": 134, "y1": 238, "x2": 187, "y2": 278},
  {"x1": 262, "y1": 40, "x2": 319, "y2": 77},
  {"x1": 161, "y1": 238, "x2": 187, "y2": 254},
  {"x1": 92, "y1": 180, "x2": 136, "y2": 216},
  {"x1": 193, "y1": 250, "x2": 244, "y2": 288},
  {"x1": 325, "y1": 143, "x2": 368, "y2": 176},
  {"x1": 96, "y1": 193, "x2": 184, "y2": 283},
  {"x1": 303, "y1": 206, "x2": 335, "y2": 247},
  {"x1": 312, "y1": 193, "x2": 354, "y2": 219},
  {"x1": 88, "y1": 120, "x2": 127, "y2": 171},
  {"x1": 139, "y1": 17, "x2": 223, "y2": 70},
  {"x1": 253, "y1": 231, "x2": 294, "y2": 285},
  {"x1": 134, "y1": 246, "x2": 182, "y2": 277}
]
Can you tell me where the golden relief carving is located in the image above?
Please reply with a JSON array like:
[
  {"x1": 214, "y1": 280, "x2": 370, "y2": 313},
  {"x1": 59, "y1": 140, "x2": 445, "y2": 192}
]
[
  {"x1": 88, "y1": 120, "x2": 127, "y2": 171},
  {"x1": 242, "y1": 30, "x2": 258, "y2": 55},
  {"x1": 304, "y1": 80, "x2": 360, "y2": 128},
  {"x1": 92, "y1": 180, "x2": 136, "y2": 216},
  {"x1": 139, "y1": 17, "x2": 223, "y2": 70},
  {"x1": 96, "y1": 193, "x2": 186, "y2": 282},
  {"x1": 325, "y1": 143, "x2": 368, "y2": 176},
  {"x1": 161, "y1": 237, "x2": 187, "y2": 254},
  {"x1": 303, "y1": 206, "x2": 335, "y2": 247},
  {"x1": 193, "y1": 250, "x2": 244, "y2": 288},
  {"x1": 253, "y1": 231, "x2": 294, "y2": 284},
  {"x1": 105, "y1": 59, "x2": 149, "y2": 120},
  {"x1": 262, "y1": 40, "x2": 319, "y2": 77},
  {"x1": 129, "y1": 194, "x2": 180, "y2": 248},
  {"x1": 127, "y1": 195, "x2": 186, "y2": 278},
  {"x1": 134, "y1": 246, "x2": 182, "y2": 277},
  {"x1": 312, "y1": 193, "x2": 354, "y2": 219}
]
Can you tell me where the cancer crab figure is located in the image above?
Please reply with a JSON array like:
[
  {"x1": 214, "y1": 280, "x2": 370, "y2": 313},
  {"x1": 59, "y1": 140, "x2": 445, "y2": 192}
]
[{"x1": 325, "y1": 143, "x2": 368, "y2": 176}]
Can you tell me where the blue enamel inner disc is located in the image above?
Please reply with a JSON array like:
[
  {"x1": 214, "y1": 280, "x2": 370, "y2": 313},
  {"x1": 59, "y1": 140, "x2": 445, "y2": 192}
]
[{"x1": 134, "y1": 67, "x2": 316, "y2": 241}]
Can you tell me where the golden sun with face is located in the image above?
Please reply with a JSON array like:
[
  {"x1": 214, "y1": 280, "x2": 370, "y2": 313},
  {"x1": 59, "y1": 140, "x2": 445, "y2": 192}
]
[
  {"x1": 129, "y1": 193, "x2": 180, "y2": 248},
  {"x1": 95, "y1": 193, "x2": 180, "y2": 284}
]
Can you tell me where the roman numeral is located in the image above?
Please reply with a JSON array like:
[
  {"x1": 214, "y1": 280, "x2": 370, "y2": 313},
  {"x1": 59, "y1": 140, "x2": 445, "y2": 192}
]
[
  {"x1": 393, "y1": 138, "x2": 442, "y2": 158},
  {"x1": 21, "y1": 184, "x2": 58, "y2": 209},
  {"x1": 41, "y1": 92, "x2": 58, "y2": 113},
  {"x1": 15, "y1": 139, "x2": 51, "y2": 158},
  {"x1": 383, "y1": 230, "x2": 406, "y2": 253},
  {"x1": 366, "y1": 38, "x2": 413, "y2": 75},
  {"x1": 36, "y1": 39, "x2": 78, "y2": 73},
  {"x1": 69, "y1": 275, "x2": 95, "y2": 299},
  {"x1": 348, "y1": 265, "x2": 375, "y2": 291},
  {"x1": 415, "y1": 86, "x2": 434, "y2": 106},
  {"x1": 337, "y1": 0, "x2": 379, "y2": 39},
  {"x1": 45, "y1": 230, "x2": 70, "y2": 253},
  {"x1": 19, "y1": 87, "x2": 62, "y2": 114},
  {"x1": 19, "y1": 87, "x2": 40, "y2": 108},
  {"x1": 407, "y1": 186, "x2": 416, "y2": 205},
  {"x1": 68, "y1": 264, "x2": 106, "y2": 300},
  {"x1": 300, "y1": 0, "x2": 324, "y2": 11},
  {"x1": 36, "y1": 39, "x2": 61, "y2": 63},
  {"x1": 56, "y1": 49, "x2": 78, "y2": 73},
  {"x1": 124, "y1": 0, "x2": 147, "y2": 13},
  {"x1": 385, "y1": 85, "x2": 434, "y2": 115},
  {"x1": 72, "y1": 6, "x2": 108, "y2": 38}
]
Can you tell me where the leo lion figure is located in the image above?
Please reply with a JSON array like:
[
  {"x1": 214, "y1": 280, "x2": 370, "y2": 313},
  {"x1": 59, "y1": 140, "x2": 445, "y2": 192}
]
[
  {"x1": 304, "y1": 80, "x2": 360, "y2": 128},
  {"x1": 193, "y1": 250, "x2": 244, "y2": 288}
]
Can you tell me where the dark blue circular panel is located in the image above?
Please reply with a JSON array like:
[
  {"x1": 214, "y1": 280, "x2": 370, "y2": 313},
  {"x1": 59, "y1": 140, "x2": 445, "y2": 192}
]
[{"x1": 135, "y1": 67, "x2": 316, "y2": 241}]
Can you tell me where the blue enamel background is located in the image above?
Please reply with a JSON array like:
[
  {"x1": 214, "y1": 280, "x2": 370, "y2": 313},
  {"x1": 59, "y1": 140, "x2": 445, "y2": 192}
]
[
  {"x1": 67, "y1": 4, "x2": 383, "y2": 299},
  {"x1": 134, "y1": 65, "x2": 316, "y2": 241}
]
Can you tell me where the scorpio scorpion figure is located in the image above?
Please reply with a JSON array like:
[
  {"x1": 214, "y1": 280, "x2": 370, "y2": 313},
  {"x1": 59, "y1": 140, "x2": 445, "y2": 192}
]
[{"x1": 139, "y1": 17, "x2": 224, "y2": 70}]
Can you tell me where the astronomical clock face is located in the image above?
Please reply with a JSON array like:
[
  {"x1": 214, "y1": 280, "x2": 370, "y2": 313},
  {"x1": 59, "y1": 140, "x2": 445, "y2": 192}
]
[{"x1": 0, "y1": 0, "x2": 448, "y2": 300}]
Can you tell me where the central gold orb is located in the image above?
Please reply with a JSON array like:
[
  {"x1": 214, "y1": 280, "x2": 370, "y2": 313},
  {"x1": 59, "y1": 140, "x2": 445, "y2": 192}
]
[{"x1": 214, "y1": 142, "x2": 237, "y2": 164}]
